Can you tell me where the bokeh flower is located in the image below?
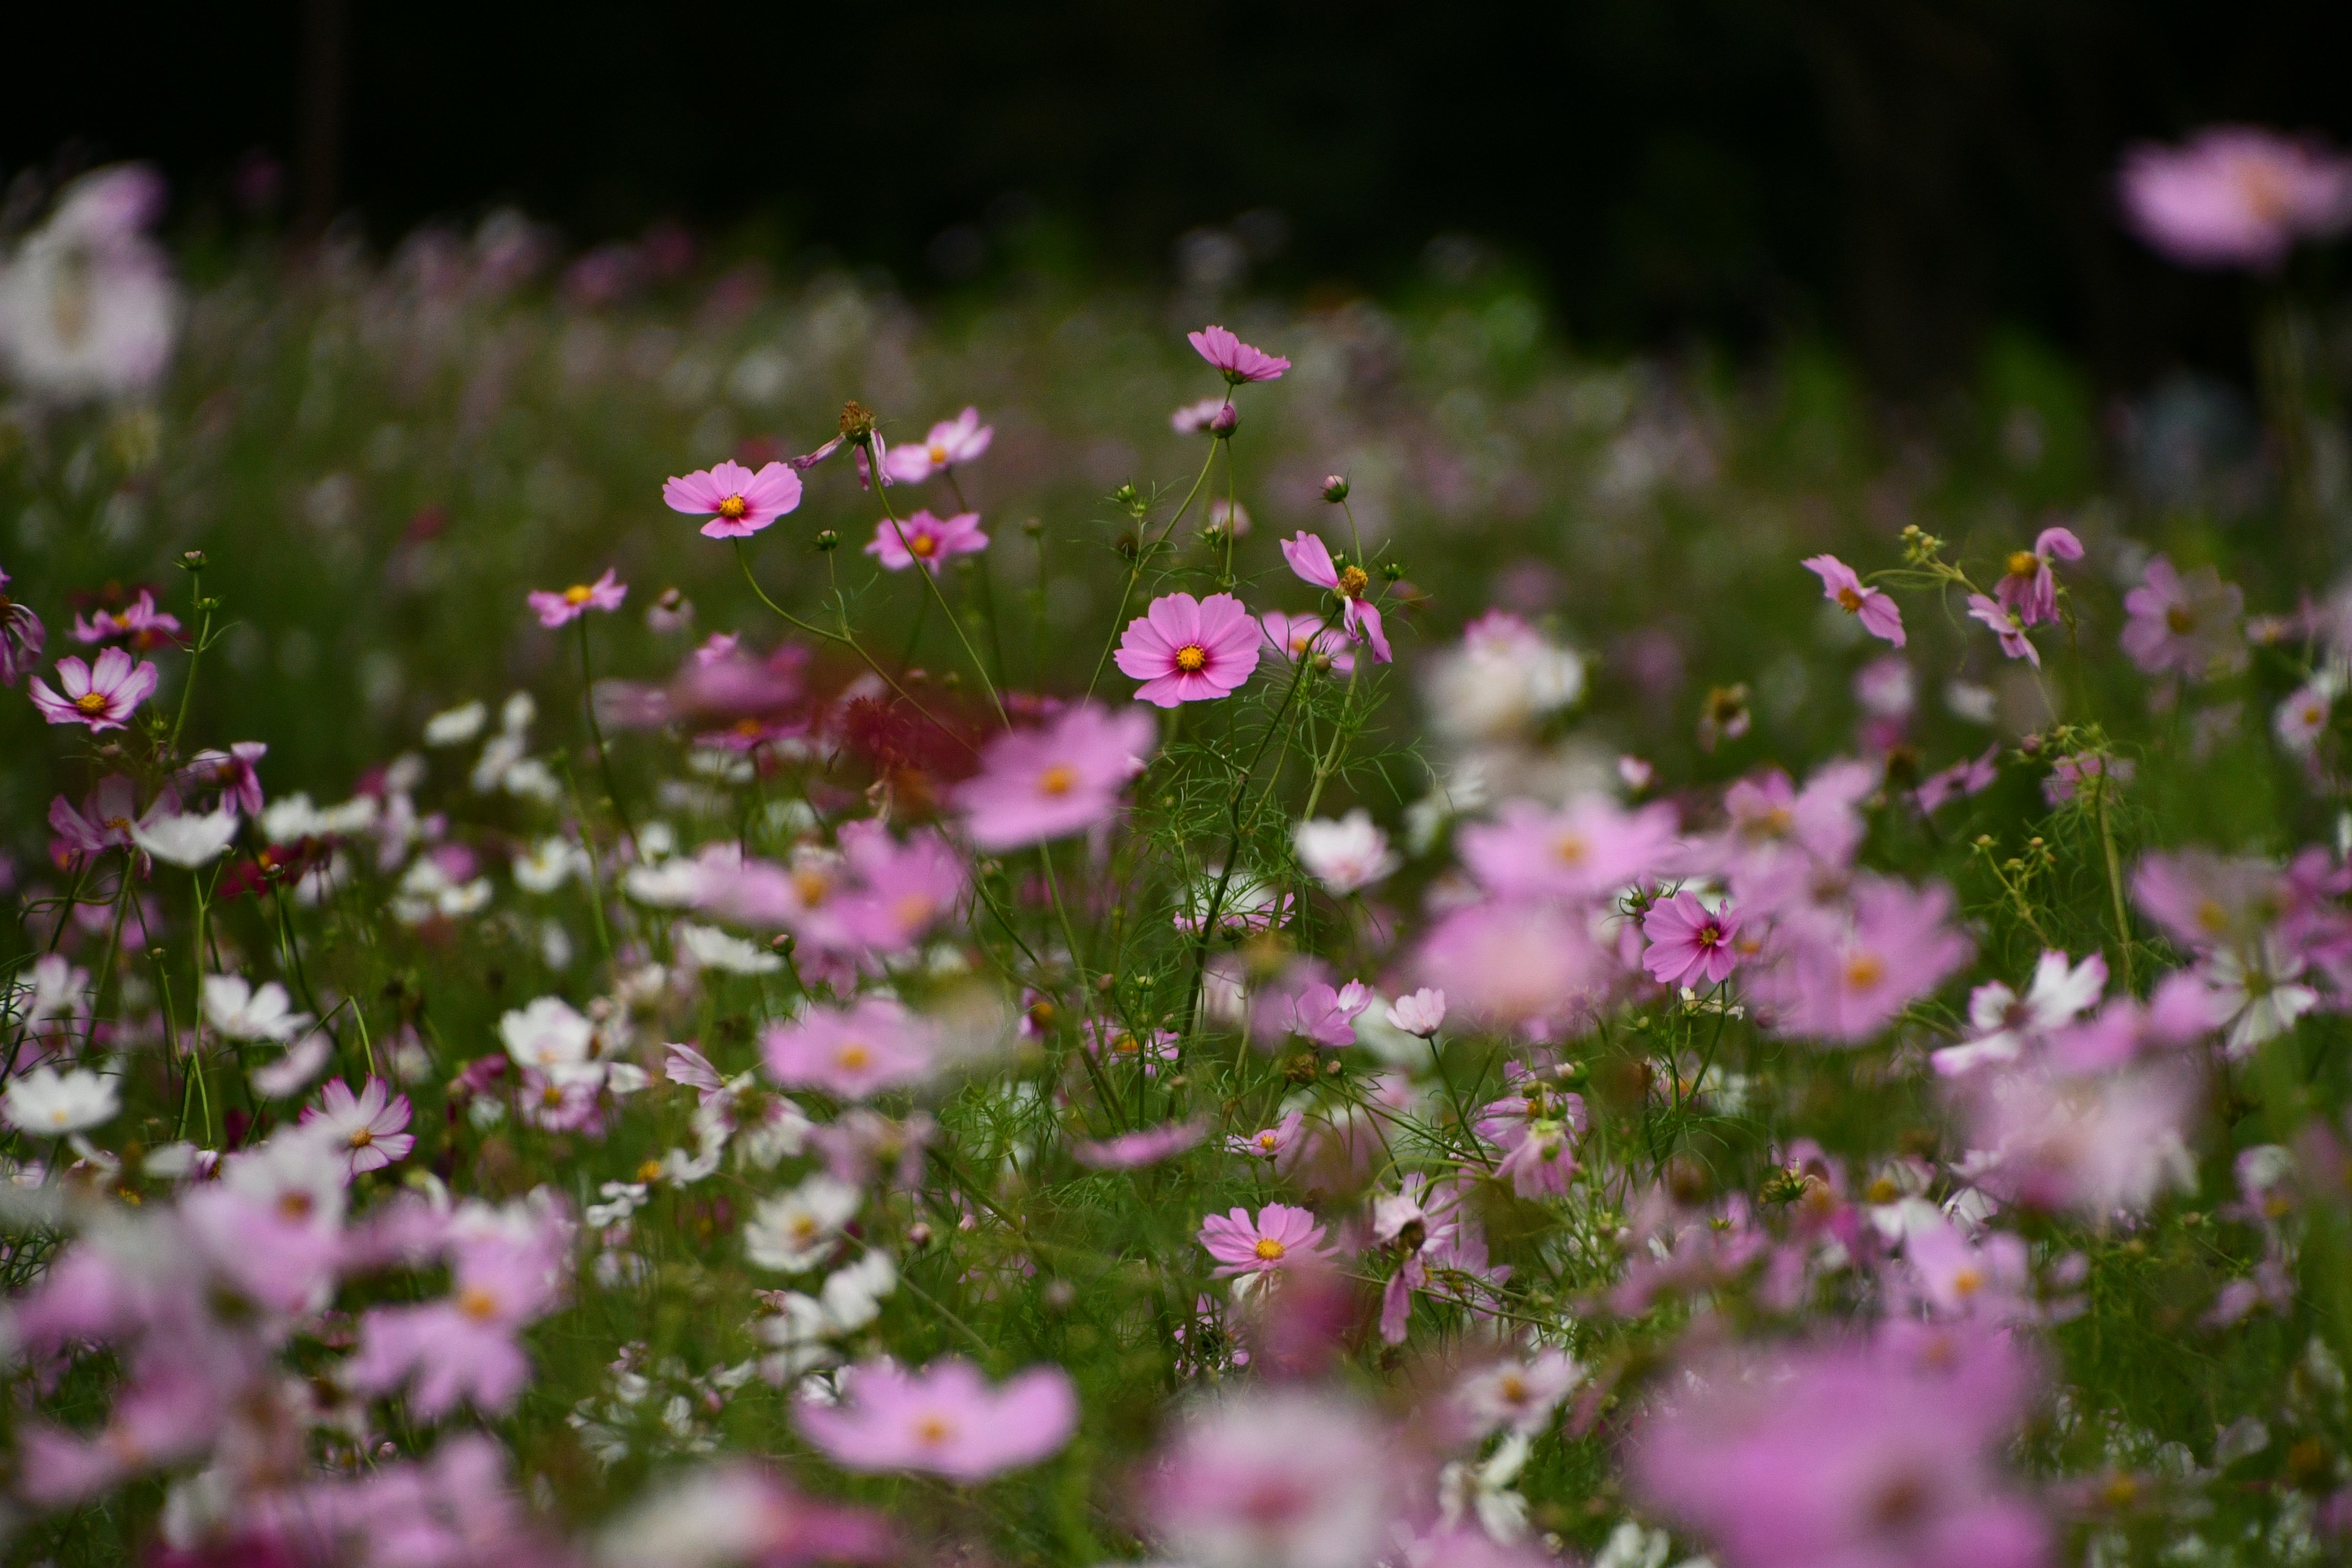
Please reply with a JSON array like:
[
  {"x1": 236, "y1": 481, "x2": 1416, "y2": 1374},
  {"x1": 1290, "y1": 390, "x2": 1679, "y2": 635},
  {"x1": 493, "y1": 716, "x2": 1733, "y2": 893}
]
[
  {"x1": 796, "y1": 1357, "x2": 1077, "y2": 1482},
  {"x1": 864, "y1": 509, "x2": 988, "y2": 573},
  {"x1": 527, "y1": 568, "x2": 627, "y2": 627}
]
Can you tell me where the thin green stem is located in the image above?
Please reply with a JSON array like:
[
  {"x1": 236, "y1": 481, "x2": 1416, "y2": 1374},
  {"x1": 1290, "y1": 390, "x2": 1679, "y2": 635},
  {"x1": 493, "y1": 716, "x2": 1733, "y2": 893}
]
[
  {"x1": 1086, "y1": 440, "x2": 1222, "y2": 699},
  {"x1": 578, "y1": 616, "x2": 641, "y2": 863}
]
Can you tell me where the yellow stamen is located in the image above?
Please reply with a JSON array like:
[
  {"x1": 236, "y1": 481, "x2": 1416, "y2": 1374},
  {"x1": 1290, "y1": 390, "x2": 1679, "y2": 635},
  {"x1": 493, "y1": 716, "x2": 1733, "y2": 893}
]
[
  {"x1": 1253, "y1": 1237, "x2": 1286, "y2": 1261},
  {"x1": 74, "y1": 691, "x2": 110, "y2": 714},
  {"x1": 716, "y1": 494, "x2": 749, "y2": 520},
  {"x1": 564, "y1": 584, "x2": 594, "y2": 605},
  {"x1": 1174, "y1": 644, "x2": 1208, "y2": 673},
  {"x1": 1038, "y1": 764, "x2": 1077, "y2": 796}
]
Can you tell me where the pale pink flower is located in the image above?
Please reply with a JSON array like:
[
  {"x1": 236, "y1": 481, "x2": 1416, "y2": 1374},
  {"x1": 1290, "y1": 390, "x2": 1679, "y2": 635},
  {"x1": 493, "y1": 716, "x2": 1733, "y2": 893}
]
[
  {"x1": 1199, "y1": 1202, "x2": 1333, "y2": 1277},
  {"x1": 1145, "y1": 1387, "x2": 1395, "y2": 1568},
  {"x1": 1417, "y1": 897, "x2": 1608, "y2": 1028},
  {"x1": 48, "y1": 774, "x2": 172, "y2": 862},
  {"x1": 1188, "y1": 324, "x2": 1290, "y2": 383},
  {"x1": 1261, "y1": 609, "x2": 1354, "y2": 673},
  {"x1": 835, "y1": 821, "x2": 965, "y2": 954},
  {"x1": 1114, "y1": 591, "x2": 1264, "y2": 706},
  {"x1": 864, "y1": 509, "x2": 989, "y2": 573},
  {"x1": 663, "y1": 459, "x2": 804, "y2": 538},
  {"x1": 1642, "y1": 891, "x2": 1741, "y2": 987},
  {"x1": 526, "y1": 567, "x2": 627, "y2": 628},
  {"x1": 2120, "y1": 555, "x2": 2244, "y2": 677},
  {"x1": 29, "y1": 646, "x2": 160, "y2": 731},
  {"x1": 1966, "y1": 594, "x2": 2039, "y2": 667},
  {"x1": 1172, "y1": 396, "x2": 1228, "y2": 434},
  {"x1": 955, "y1": 702, "x2": 1156, "y2": 850},
  {"x1": 1258, "y1": 978, "x2": 1372, "y2": 1049},
  {"x1": 1073, "y1": 1119, "x2": 1207, "y2": 1169},
  {"x1": 796, "y1": 1357, "x2": 1077, "y2": 1482},
  {"x1": 762, "y1": 998, "x2": 933, "y2": 1099},
  {"x1": 1931, "y1": 949, "x2": 2107, "y2": 1077},
  {"x1": 1757, "y1": 877, "x2": 1972, "y2": 1044},
  {"x1": 881, "y1": 407, "x2": 992, "y2": 484},
  {"x1": 2277, "y1": 683, "x2": 2332, "y2": 752},
  {"x1": 302, "y1": 1076, "x2": 417, "y2": 1175},
  {"x1": 1994, "y1": 526, "x2": 2083, "y2": 627},
  {"x1": 2120, "y1": 127, "x2": 2352, "y2": 271},
  {"x1": 1959, "y1": 1061, "x2": 2197, "y2": 1216},
  {"x1": 1458, "y1": 794, "x2": 1680, "y2": 902},
  {"x1": 1452, "y1": 1348, "x2": 1586, "y2": 1438},
  {"x1": 1802, "y1": 554, "x2": 1905, "y2": 646},
  {"x1": 1280, "y1": 530, "x2": 1393, "y2": 662},
  {"x1": 1903, "y1": 1216, "x2": 2032, "y2": 1321},
  {"x1": 71, "y1": 588, "x2": 181, "y2": 650},
  {"x1": 1385, "y1": 988, "x2": 1447, "y2": 1038},
  {"x1": 1293, "y1": 809, "x2": 1398, "y2": 894},
  {"x1": 1915, "y1": 745, "x2": 1999, "y2": 814},
  {"x1": 176, "y1": 740, "x2": 267, "y2": 816},
  {"x1": 346, "y1": 1207, "x2": 570, "y2": 1417},
  {"x1": 1228, "y1": 1109, "x2": 1305, "y2": 1161}
]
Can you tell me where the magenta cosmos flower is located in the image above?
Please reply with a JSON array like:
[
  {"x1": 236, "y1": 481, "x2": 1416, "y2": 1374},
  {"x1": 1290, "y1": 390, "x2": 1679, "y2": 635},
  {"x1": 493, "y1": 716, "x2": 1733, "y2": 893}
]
[
  {"x1": 1994, "y1": 525, "x2": 2082, "y2": 627},
  {"x1": 301, "y1": 1076, "x2": 416, "y2": 1175},
  {"x1": 2120, "y1": 555, "x2": 2245, "y2": 677},
  {"x1": 881, "y1": 406, "x2": 992, "y2": 484},
  {"x1": 1642, "y1": 892, "x2": 1741, "y2": 988},
  {"x1": 1189, "y1": 324, "x2": 1290, "y2": 383},
  {"x1": 865, "y1": 509, "x2": 989, "y2": 573},
  {"x1": 1966, "y1": 594, "x2": 2039, "y2": 668},
  {"x1": 762, "y1": 997, "x2": 934, "y2": 1099},
  {"x1": 1199, "y1": 1202, "x2": 1333, "y2": 1278},
  {"x1": 0, "y1": 567, "x2": 47, "y2": 686},
  {"x1": 1280, "y1": 531, "x2": 1391, "y2": 662},
  {"x1": 1802, "y1": 555, "x2": 1905, "y2": 647},
  {"x1": 956, "y1": 702, "x2": 1156, "y2": 851},
  {"x1": 663, "y1": 459, "x2": 804, "y2": 539},
  {"x1": 2120, "y1": 127, "x2": 2352, "y2": 271},
  {"x1": 29, "y1": 647, "x2": 159, "y2": 732},
  {"x1": 526, "y1": 567, "x2": 627, "y2": 628},
  {"x1": 1115, "y1": 592, "x2": 1263, "y2": 707},
  {"x1": 796, "y1": 1357, "x2": 1078, "y2": 1482}
]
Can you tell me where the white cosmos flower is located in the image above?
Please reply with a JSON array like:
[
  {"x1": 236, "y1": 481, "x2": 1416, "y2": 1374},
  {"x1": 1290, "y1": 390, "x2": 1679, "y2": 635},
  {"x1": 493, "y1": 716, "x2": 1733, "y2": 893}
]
[
  {"x1": 3, "y1": 1065, "x2": 121, "y2": 1135},
  {"x1": 676, "y1": 922, "x2": 783, "y2": 976},
  {"x1": 423, "y1": 700, "x2": 488, "y2": 746},
  {"x1": 500, "y1": 995, "x2": 595, "y2": 1072},
  {"x1": 1293, "y1": 809, "x2": 1401, "y2": 894},
  {"x1": 130, "y1": 807, "x2": 239, "y2": 868},
  {"x1": 743, "y1": 1174, "x2": 862, "y2": 1273},
  {"x1": 202, "y1": 974, "x2": 313, "y2": 1042},
  {"x1": 514, "y1": 835, "x2": 590, "y2": 893}
]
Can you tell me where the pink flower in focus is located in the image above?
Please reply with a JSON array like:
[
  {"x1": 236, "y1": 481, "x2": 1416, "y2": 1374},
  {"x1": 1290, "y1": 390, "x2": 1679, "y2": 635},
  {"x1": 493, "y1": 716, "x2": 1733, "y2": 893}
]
[
  {"x1": 1476, "y1": 1071, "x2": 1586, "y2": 1199},
  {"x1": 1458, "y1": 794, "x2": 1681, "y2": 902},
  {"x1": 1994, "y1": 526, "x2": 2083, "y2": 627},
  {"x1": 1073, "y1": 1119, "x2": 1207, "y2": 1170},
  {"x1": 2120, "y1": 127, "x2": 2352, "y2": 271},
  {"x1": 663, "y1": 459, "x2": 804, "y2": 539},
  {"x1": 1643, "y1": 892, "x2": 1741, "y2": 987},
  {"x1": 795, "y1": 1357, "x2": 1077, "y2": 1482},
  {"x1": 865, "y1": 509, "x2": 989, "y2": 573},
  {"x1": 526, "y1": 567, "x2": 627, "y2": 628},
  {"x1": 1145, "y1": 1387, "x2": 1395, "y2": 1568},
  {"x1": 1114, "y1": 591, "x2": 1263, "y2": 707},
  {"x1": 301, "y1": 1076, "x2": 416, "y2": 1175},
  {"x1": 1188, "y1": 324, "x2": 1290, "y2": 383},
  {"x1": 1758, "y1": 877, "x2": 1972, "y2": 1045},
  {"x1": 1199, "y1": 1202, "x2": 1333, "y2": 1278},
  {"x1": 29, "y1": 647, "x2": 159, "y2": 731},
  {"x1": 762, "y1": 998, "x2": 933, "y2": 1099},
  {"x1": 956, "y1": 702, "x2": 1157, "y2": 851},
  {"x1": 2120, "y1": 556, "x2": 2245, "y2": 677},
  {"x1": 881, "y1": 407, "x2": 992, "y2": 483},
  {"x1": 1802, "y1": 554, "x2": 1905, "y2": 647},
  {"x1": 1966, "y1": 594, "x2": 2039, "y2": 667},
  {"x1": 1629, "y1": 1325, "x2": 2049, "y2": 1568},
  {"x1": 1280, "y1": 531, "x2": 1393, "y2": 663}
]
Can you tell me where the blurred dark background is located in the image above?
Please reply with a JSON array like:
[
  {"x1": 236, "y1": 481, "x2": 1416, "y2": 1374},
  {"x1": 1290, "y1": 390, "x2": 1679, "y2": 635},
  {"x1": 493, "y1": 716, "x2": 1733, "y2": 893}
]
[{"x1": 7, "y1": 0, "x2": 2352, "y2": 393}]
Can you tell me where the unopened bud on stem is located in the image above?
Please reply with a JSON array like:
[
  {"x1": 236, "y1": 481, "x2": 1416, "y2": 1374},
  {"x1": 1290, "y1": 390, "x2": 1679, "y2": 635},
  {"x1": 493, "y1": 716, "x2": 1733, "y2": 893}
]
[
  {"x1": 1208, "y1": 403, "x2": 1239, "y2": 438},
  {"x1": 1321, "y1": 475, "x2": 1349, "y2": 503}
]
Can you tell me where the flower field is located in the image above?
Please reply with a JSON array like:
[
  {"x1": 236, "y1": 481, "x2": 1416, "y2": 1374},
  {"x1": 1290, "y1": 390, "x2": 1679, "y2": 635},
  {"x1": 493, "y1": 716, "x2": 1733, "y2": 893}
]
[{"x1": 1, "y1": 144, "x2": 2351, "y2": 1567}]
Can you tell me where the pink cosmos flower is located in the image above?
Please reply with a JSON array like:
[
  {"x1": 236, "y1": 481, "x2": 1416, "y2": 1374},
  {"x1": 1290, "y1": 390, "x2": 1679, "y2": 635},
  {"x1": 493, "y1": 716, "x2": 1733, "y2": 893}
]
[
  {"x1": 1458, "y1": 794, "x2": 1681, "y2": 902},
  {"x1": 30, "y1": 646, "x2": 160, "y2": 731},
  {"x1": 1476, "y1": 1071, "x2": 1587, "y2": 1199},
  {"x1": 1966, "y1": 594, "x2": 2039, "y2": 667},
  {"x1": 2278, "y1": 683, "x2": 2332, "y2": 752},
  {"x1": 663, "y1": 459, "x2": 804, "y2": 539},
  {"x1": 0, "y1": 567, "x2": 47, "y2": 685},
  {"x1": 2041, "y1": 752, "x2": 2133, "y2": 808},
  {"x1": 1261, "y1": 609, "x2": 1354, "y2": 673},
  {"x1": 48, "y1": 775, "x2": 173, "y2": 862},
  {"x1": 1629, "y1": 1324, "x2": 2049, "y2": 1568},
  {"x1": 1801, "y1": 554, "x2": 1905, "y2": 646},
  {"x1": 1643, "y1": 892, "x2": 1741, "y2": 987},
  {"x1": 956, "y1": 702, "x2": 1157, "y2": 850},
  {"x1": 1189, "y1": 324, "x2": 1290, "y2": 383},
  {"x1": 1199, "y1": 1202, "x2": 1333, "y2": 1277},
  {"x1": 834, "y1": 823, "x2": 966, "y2": 954},
  {"x1": 1903, "y1": 1216, "x2": 2033, "y2": 1322},
  {"x1": 2120, "y1": 127, "x2": 2352, "y2": 271},
  {"x1": 795, "y1": 1357, "x2": 1077, "y2": 1482},
  {"x1": 1452, "y1": 1348, "x2": 1587, "y2": 1439},
  {"x1": 1417, "y1": 897, "x2": 1608, "y2": 1028},
  {"x1": 346, "y1": 1207, "x2": 570, "y2": 1417},
  {"x1": 1114, "y1": 591, "x2": 1263, "y2": 707},
  {"x1": 1958, "y1": 1061, "x2": 2197, "y2": 1216},
  {"x1": 865, "y1": 509, "x2": 989, "y2": 572},
  {"x1": 1255, "y1": 976, "x2": 1371, "y2": 1049},
  {"x1": 301, "y1": 1076, "x2": 416, "y2": 1175},
  {"x1": 1228, "y1": 1109, "x2": 1305, "y2": 1161},
  {"x1": 1931, "y1": 949, "x2": 2108, "y2": 1077},
  {"x1": 526, "y1": 567, "x2": 627, "y2": 628},
  {"x1": 762, "y1": 998, "x2": 934, "y2": 1099},
  {"x1": 1757, "y1": 876, "x2": 1972, "y2": 1044},
  {"x1": 1385, "y1": 987, "x2": 1447, "y2": 1037},
  {"x1": 1084, "y1": 1019, "x2": 1180, "y2": 1076},
  {"x1": 1915, "y1": 745, "x2": 1998, "y2": 814},
  {"x1": 71, "y1": 588, "x2": 181, "y2": 650},
  {"x1": 1145, "y1": 1388, "x2": 1396, "y2": 1568},
  {"x1": 176, "y1": 741, "x2": 267, "y2": 816},
  {"x1": 2120, "y1": 555, "x2": 2244, "y2": 677},
  {"x1": 1994, "y1": 526, "x2": 2083, "y2": 627},
  {"x1": 1072, "y1": 1119, "x2": 1207, "y2": 1169},
  {"x1": 1280, "y1": 531, "x2": 1392, "y2": 663},
  {"x1": 881, "y1": 407, "x2": 992, "y2": 483}
]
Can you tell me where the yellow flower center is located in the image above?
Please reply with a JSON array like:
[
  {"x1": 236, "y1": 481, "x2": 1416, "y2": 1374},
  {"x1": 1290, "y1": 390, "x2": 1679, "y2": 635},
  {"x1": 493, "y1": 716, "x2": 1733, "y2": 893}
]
[
  {"x1": 1843, "y1": 952, "x2": 1886, "y2": 991},
  {"x1": 836, "y1": 1041, "x2": 873, "y2": 1071},
  {"x1": 349, "y1": 1127, "x2": 374, "y2": 1148},
  {"x1": 458, "y1": 1285, "x2": 501, "y2": 1321},
  {"x1": 1554, "y1": 833, "x2": 1588, "y2": 865},
  {"x1": 1951, "y1": 1265, "x2": 1984, "y2": 1297},
  {"x1": 735, "y1": 717, "x2": 766, "y2": 738},
  {"x1": 910, "y1": 532, "x2": 938, "y2": 557},
  {"x1": 794, "y1": 869, "x2": 833, "y2": 907},
  {"x1": 1336, "y1": 565, "x2": 1370, "y2": 598},
  {"x1": 638, "y1": 1159, "x2": 664, "y2": 1183},
  {"x1": 74, "y1": 691, "x2": 110, "y2": 714},
  {"x1": 1499, "y1": 1374, "x2": 1528, "y2": 1403},
  {"x1": 2006, "y1": 550, "x2": 2037, "y2": 578},
  {"x1": 1174, "y1": 644, "x2": 1209, "y2": 673},
  {"x1": 928, "y1": 442, "x2": 949, "y2": 464},
  {"x1": 2196, "y1": 898, "x2": 2228, "y2": 934},
  {"x1": 564, "y1": 584, "x2": 594, "y2": 605},
  {"x1": 1257, "y1": 1133, "x2": 1278, "y2": 1151},
  {"x1": 914, "y1": 1412, "x2": 955, "y2": 1445},
  {"x1": 277, "y1": 1191, "x2": 315, "y2": 1221},
  {"x1": 1038, "y1": 763, "x2": 1077, "y2": 796},
  {"x1": 1253, "y1": 1237, "x2": 1287, "y2": 1261},
  {"x1": 1835, "y1": 586, "x2": 1864, "y2": 612},
  {"x1": 717, "y1": 494, "x2": 749, "y2": 519}
]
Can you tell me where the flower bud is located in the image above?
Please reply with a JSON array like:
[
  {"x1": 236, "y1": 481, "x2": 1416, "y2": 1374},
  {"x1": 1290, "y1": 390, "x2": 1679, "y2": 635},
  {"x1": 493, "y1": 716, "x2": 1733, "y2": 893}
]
[
  {"x1": 1112, "y1": 482, "x2": 1140, "y2": 507},
  {"x1": 178, "y1": 549, "x2": 208, "y2": 571},
  {"x1": 1321, "y1": 475, "x2": 1349, "y2": 503},
  {"x1": 815, "y1": 529, "x2": 840, "y2": 552},
  {"x1": 1208, "y1": 402, "x2": 1239, "y2": 438},
  {"x1": 770, "y1": 932, "x2": 796, "y2": 954}
]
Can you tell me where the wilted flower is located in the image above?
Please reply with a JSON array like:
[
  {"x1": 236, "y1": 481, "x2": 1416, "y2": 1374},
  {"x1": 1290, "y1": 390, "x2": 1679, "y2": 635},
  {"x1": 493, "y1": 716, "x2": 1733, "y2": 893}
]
[
  {"x1": 1994, "y1": 526, "x2": 2084, "y2": 628},
  {"x1": 1281, "y1": 531, "x2": 1392, "y2": 663},
  {"x1": 795, "y1": 1357, "x2": 1077, "y2": 1482},
  {"x1": 176, "y1": 741, "x2": 267, "y2": 816},
  {"x1": 1115, "y1": 591, "x2": 1264, "y2": 707},
  {"x1": 0, "y1": 567, "x2": 45, "y2": 685},
  {"x1": 1966, "y1": 594, "x2": 2040, "y2": 667}
]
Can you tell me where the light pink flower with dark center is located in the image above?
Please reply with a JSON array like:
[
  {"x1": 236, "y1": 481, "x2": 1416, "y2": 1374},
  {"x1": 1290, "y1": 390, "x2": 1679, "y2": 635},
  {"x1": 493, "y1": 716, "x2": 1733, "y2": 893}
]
[
  {"x1": 1073, "y1": 1119, "x2": 1207, "y2": 1170},
  {"x1": 796, "y1": 1357, "x2": 1077, "y2": 1482},
  {"x1": 865, "y1": 509, "x2": 989, "y2": 573},
  {"x1": 762, "y1": 998, "x2": 934, "y2": 1099},
  {"x1": 1966, "y1": 594, "x2": 2039, "y2": 667},
  {"x1": 1643, "y1": 891, "x2": 1741, "y2": 987},
  {"x1": 2120, "y1": 126, "x2": 2352, "y2": 271},
  {"x1": 1994, "y1": 526, "x2": 2082, "y2": 627},
  {"x1": 663, "y1": 458, "x2": 804, "y2": 539},
  {"x1": 29, "y1": 647, "x2": 159, "y2": 731},
  {"x1": 881, "y1": 407, "x2": 993, "y2": 483},
  {"x1": 526, "y1": 567, "x2": 627, "y2": 628},
  {"x1": 1802, "y1": 554, "x2": 1905, "y2": 647},
  {"x1": 1280, "y1": 531, "x2": 1392, "y2": 663},
  {"x1": 956, "y1": 701, "x2": 1156, "y2": 851},
  {"x1": 1115, "y1": 591, "x2": 1263, "y2": 707},
  {"x1": 1188, "y1": 323, "x2": 1290, "y2": 383},
  {"x1": 301, "y1": 1076, "x2": 416, "y2": 1175},
  {"x1": 2120, "y1": 555, "x2": 2244, "y2": 677},
  {"x1": 1199, "y1": 1202, "x2": 1332, "y2": 1277}
]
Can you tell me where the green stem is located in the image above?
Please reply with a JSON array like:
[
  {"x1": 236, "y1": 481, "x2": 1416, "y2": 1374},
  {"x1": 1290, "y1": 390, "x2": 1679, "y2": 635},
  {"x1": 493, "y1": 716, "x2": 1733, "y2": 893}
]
[
  {"x1": 578, "y1": 616, "x2": 642, "y2": 863},
  {"x1": 869, "y1": 452, "x2": 1009, "y2": 725},
  {"x1": 1086, "y1": 440, "x2": 1222, "y2": 700}
]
